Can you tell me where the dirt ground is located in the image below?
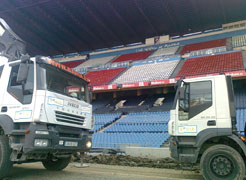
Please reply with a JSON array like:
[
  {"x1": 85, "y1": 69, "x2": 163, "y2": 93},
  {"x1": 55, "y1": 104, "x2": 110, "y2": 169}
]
[
  {"x1": 7, "y1": 162, "x2": 203, "y2": 180},
  {"x1": 5, "y1": 154, "x2": 246, "y2": 180}
]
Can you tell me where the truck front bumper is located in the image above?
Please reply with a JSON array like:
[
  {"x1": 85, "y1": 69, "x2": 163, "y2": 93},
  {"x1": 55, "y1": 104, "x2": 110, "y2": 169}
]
[{"x1": 12, "y1": 123, "x2": 92, "y2": 154}]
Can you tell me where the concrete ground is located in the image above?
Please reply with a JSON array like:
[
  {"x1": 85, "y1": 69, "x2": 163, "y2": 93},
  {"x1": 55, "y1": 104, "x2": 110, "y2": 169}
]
[{"x1": 6, "y1": 162, "x2": 204, "y2": 180}]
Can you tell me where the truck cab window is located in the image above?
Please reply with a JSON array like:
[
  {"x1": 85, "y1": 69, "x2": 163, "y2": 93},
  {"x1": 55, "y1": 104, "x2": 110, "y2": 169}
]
[
  {"x1": 179, "y1": 81, "x2": 212, "y2": 120},
  {"x1": 7, "y1": 64, "x2": 34, "y2": 104}
]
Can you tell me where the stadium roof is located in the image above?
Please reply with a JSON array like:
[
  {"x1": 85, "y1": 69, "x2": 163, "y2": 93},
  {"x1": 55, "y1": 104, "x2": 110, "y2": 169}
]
[{"x1": 0, "y1": 0, "x2": 246, "y2": 56}]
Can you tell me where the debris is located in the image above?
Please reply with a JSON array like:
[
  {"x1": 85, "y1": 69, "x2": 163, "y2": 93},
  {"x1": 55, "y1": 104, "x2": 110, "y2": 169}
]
[{"x1": 74, "y1": 154, "x2": 180, "y2": 169}]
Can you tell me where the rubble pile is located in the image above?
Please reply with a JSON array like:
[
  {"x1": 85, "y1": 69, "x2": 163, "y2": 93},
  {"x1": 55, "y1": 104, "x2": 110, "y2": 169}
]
[{"x1": 79, "y1": 154, "x2": 180, "y2": 169}]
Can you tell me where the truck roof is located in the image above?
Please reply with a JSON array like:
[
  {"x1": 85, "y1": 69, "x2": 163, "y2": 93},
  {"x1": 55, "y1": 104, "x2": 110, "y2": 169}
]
[{"x1": 38, "y1": 57, "x2": 90, "y2": 83}]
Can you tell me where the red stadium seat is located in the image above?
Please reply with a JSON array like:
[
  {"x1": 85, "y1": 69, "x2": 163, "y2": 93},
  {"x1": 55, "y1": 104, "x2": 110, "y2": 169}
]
[
  {"x1": 177, "y1": 51, "x2": 244, "y2": 77},
  {"x1": 61, "y1": 60, "x2": 85, "y2": 68},
  {"x1": 85, "y1": 67, "x2": 126, "y2": 86},
  {"x1": 112, "y1": 51, "x2": 153, "y2": 63},
  {"x1": 180, "y1": 39, "x2": 227, "y2": 55}
]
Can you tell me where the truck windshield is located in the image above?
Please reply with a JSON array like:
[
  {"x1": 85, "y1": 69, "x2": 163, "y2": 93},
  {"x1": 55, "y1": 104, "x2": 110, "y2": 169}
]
[{"x1": 38, "y1": 64, "x2": 88, "y2": 102}]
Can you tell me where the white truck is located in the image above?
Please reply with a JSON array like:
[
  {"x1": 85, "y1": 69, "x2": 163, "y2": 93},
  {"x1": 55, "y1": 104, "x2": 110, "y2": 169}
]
[
  {"x1": 0, "y1": 19, "x2": 93, "y2": 179},
  {"x1": 168, "y1": 75, "x2": 246, "y2": 180}
]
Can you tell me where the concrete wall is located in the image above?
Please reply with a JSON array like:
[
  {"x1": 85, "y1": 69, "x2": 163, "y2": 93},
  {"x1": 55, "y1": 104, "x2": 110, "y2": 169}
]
[{"x1": 125, "y1": 147, "x2": 171, "y2": 159}]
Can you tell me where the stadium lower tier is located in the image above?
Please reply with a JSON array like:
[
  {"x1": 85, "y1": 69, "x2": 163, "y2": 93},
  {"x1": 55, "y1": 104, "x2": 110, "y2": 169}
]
[{"x1": 91, "y1": 107, "x2": 246, "y2": 149}]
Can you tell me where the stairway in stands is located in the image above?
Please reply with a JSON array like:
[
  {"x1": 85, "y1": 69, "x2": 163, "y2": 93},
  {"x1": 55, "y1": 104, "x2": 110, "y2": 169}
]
[{"x1": 98, "y1": 114, "x2": 126, "y2": 133}]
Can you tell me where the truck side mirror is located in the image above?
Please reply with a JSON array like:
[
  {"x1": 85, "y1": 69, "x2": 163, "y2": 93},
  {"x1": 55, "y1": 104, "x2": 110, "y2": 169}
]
[
  {"x1": 179, "y1": 87, "x2": 185, "y2": 100},
  {"x1": 16, "y1": 63, "x2": 28, "y2": 83}
]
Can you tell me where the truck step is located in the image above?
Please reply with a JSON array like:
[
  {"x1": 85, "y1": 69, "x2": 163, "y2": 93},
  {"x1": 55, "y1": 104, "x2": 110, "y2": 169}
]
[
  {"x1": 11, "y1": 130, "x2": 26, "y2": 136},
  {"x1": 178, "y1": 142, "x2": 195, "y2": 146}
]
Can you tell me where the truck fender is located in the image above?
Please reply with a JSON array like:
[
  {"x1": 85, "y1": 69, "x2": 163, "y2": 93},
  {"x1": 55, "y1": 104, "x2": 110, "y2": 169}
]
[
  {"x1": 228, "y1": 134, "x2": 246, "y2": 157},
  {"x1": 0, "y1": 115, "x2": 14, "y2": 134}
]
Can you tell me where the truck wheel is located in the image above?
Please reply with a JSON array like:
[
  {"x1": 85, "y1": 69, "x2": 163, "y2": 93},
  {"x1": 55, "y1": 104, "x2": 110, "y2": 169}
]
[
  {"x1": 200, "y1": 144, "x2": 245, "y2": 180},
  {"x1": 42, "y1": 156, "x2": 71, "y2": 171},
  {"x1": 0, "y1": 135, "x2": 13, "y2": 179}
]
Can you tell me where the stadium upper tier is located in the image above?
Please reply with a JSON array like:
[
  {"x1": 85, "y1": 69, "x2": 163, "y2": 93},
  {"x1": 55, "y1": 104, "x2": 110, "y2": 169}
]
[
  {"x1": 85, "y1": 67, "x2": 126, "y2": 86},
  {"x1": 111, "y1": 60, "x2": 179, "y2": 84},
  {"x1": 180, "y1": 39, "x2": 227, "y2": 55},
  {"x1": 177, "y1": 51, "x2": 244, "y2": 78},
  {"x1": 111, "y1": 51, "x2": 153, "y2": 63}
]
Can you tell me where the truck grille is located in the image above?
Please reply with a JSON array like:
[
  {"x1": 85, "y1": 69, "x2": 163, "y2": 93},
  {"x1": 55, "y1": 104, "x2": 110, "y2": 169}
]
[{"x1": 55, "y1": 111, "x2": 85, "y2": 126}]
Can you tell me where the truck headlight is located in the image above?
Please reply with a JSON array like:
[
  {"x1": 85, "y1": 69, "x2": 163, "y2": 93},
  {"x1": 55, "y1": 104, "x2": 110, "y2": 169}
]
[
  {"x1": 34, "y1": 139, "x2": 48, "y2": 147},
  {"x1": 35, "y1": 130, "x2": 49, "y2": 135},
  {"x1": 86, "y1": 140, "x2": 92, "y2": 149}
]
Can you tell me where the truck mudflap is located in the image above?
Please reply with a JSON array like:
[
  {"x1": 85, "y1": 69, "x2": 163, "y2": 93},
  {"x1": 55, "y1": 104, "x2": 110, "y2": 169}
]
[
  {"x1": 11, "y1": 123, "x2": 92, "y2": 154},
  {"x1": 169, "y1": 137, "x2": 179, "y2": 160}
]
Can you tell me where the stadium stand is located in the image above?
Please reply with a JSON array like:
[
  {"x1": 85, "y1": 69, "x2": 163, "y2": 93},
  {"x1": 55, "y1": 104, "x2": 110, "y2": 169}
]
[
  {"x1": 85, "y1": 67, "x2": 126, "y2": 86},
  {"x1": 92, "y1": 111, "x2": 170, "y2": 148},
  {"x1": 111, "y1": 51, "x2": 154, "y2": 63},
  {"x1": 177, "y1": 51, "x2": 244, "y2": 77},
  {"x1": 149, "y1": 46, "x2": 179, "y2": 57},
  {"x1": 111, "y1": 60, "x2": 179, "y2": 84},
  {"x1": 61, "y1": 60, "x2": 85, "y2": 68},
  {"x1": 76, "y1": 56, "x2": 116, "y2": 68},
  {"x1": 180, "y1": 38, "x2": 227, "y2": 55},
  {"x1": 232, "y1": 35, "x2": 246, "y2": 48}
]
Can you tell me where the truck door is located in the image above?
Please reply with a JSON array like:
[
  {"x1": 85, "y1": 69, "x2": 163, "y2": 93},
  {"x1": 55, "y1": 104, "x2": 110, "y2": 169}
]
[
  {"x1": 0, "y1": 65, "x2": 5, "y2": 106},
  {"x1": 175, "y1": 80, "x2": 216, "y2": 136},
  {"x1": 1, "y1": 63, "x2": 35, "y2": 122}
]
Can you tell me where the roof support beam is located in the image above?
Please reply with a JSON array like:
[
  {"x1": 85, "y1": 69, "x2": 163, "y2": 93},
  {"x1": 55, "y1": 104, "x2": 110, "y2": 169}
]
[
  {"x1": 80, "y1": 0, "x2": 125, "y2": 45},
  {"x1": 55, "y1": 0, "x2": 109, "y2": 48},
  {"x1": 160, "y1": 0, "x2": 178, "y2": 33},
  {"x1": 219, "y1": 0, "x2": 228, "y2": 23},
  {"x1": 33, "y1": 5, "x2": 83, "y2": 52},
  {"x1": 0, "y1": 0, "x2": 51, "y2": 14},
  {"x1": 134, "y1": 0, "x2": 159, "y2": 35},
  {"x1": 106, "y1": 1, "x2": 140, "y2": 39}
]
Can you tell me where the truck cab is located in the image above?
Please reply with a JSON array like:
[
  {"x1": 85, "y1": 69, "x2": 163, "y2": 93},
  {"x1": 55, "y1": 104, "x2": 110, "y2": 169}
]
[
  {"x1": 0, "y1": 18, "x2": 93, "y2": 178},
  {"x1": 169, "y1": 75, "x2": 246, "y2": 180}
]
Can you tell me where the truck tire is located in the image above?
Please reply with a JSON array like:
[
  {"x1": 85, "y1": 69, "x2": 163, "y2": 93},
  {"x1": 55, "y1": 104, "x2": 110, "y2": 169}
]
[
  {"x1": 200, "y1": 144, "x2": 245, "y2": 180},
  {"x1": 0, "y1": 135, "x2": 13, "y2": 179},
  {"x1": 42, "y1": 156, "x2": 71, "y2": 171}
]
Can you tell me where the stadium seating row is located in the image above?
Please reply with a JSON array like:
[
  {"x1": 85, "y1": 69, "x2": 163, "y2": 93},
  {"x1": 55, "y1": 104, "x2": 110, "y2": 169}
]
[
  {"x1": 92, "y1": 132, "x2": 169, "y2": 148},
  {"x1": 85, "y1": 67, "x2": 126, "y2": 86},
  {"x1": 232, "y1": 35, "x2": 246, "y2": 48},
  {"x1": 112, "y1": 60, "x2": 179, "y2": 84},
  {"x1": 149, "y1": 46, "x2": 179, "y2": 57},
  {"x1": 90, "y1": 113, "x2": 121, "y2": 132},
  {"x1": 180, "y1": 39, "x2": 227, "y2": 55},
  {"x1": 112, "y1": 51, "x2": 154, "y2": 63},
  {"x1": 177, "y1": 51, "x2": 243, "y2": 77},
  {"x1": 61, "y1": 60, "x2": 85, "y2": 68}
]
